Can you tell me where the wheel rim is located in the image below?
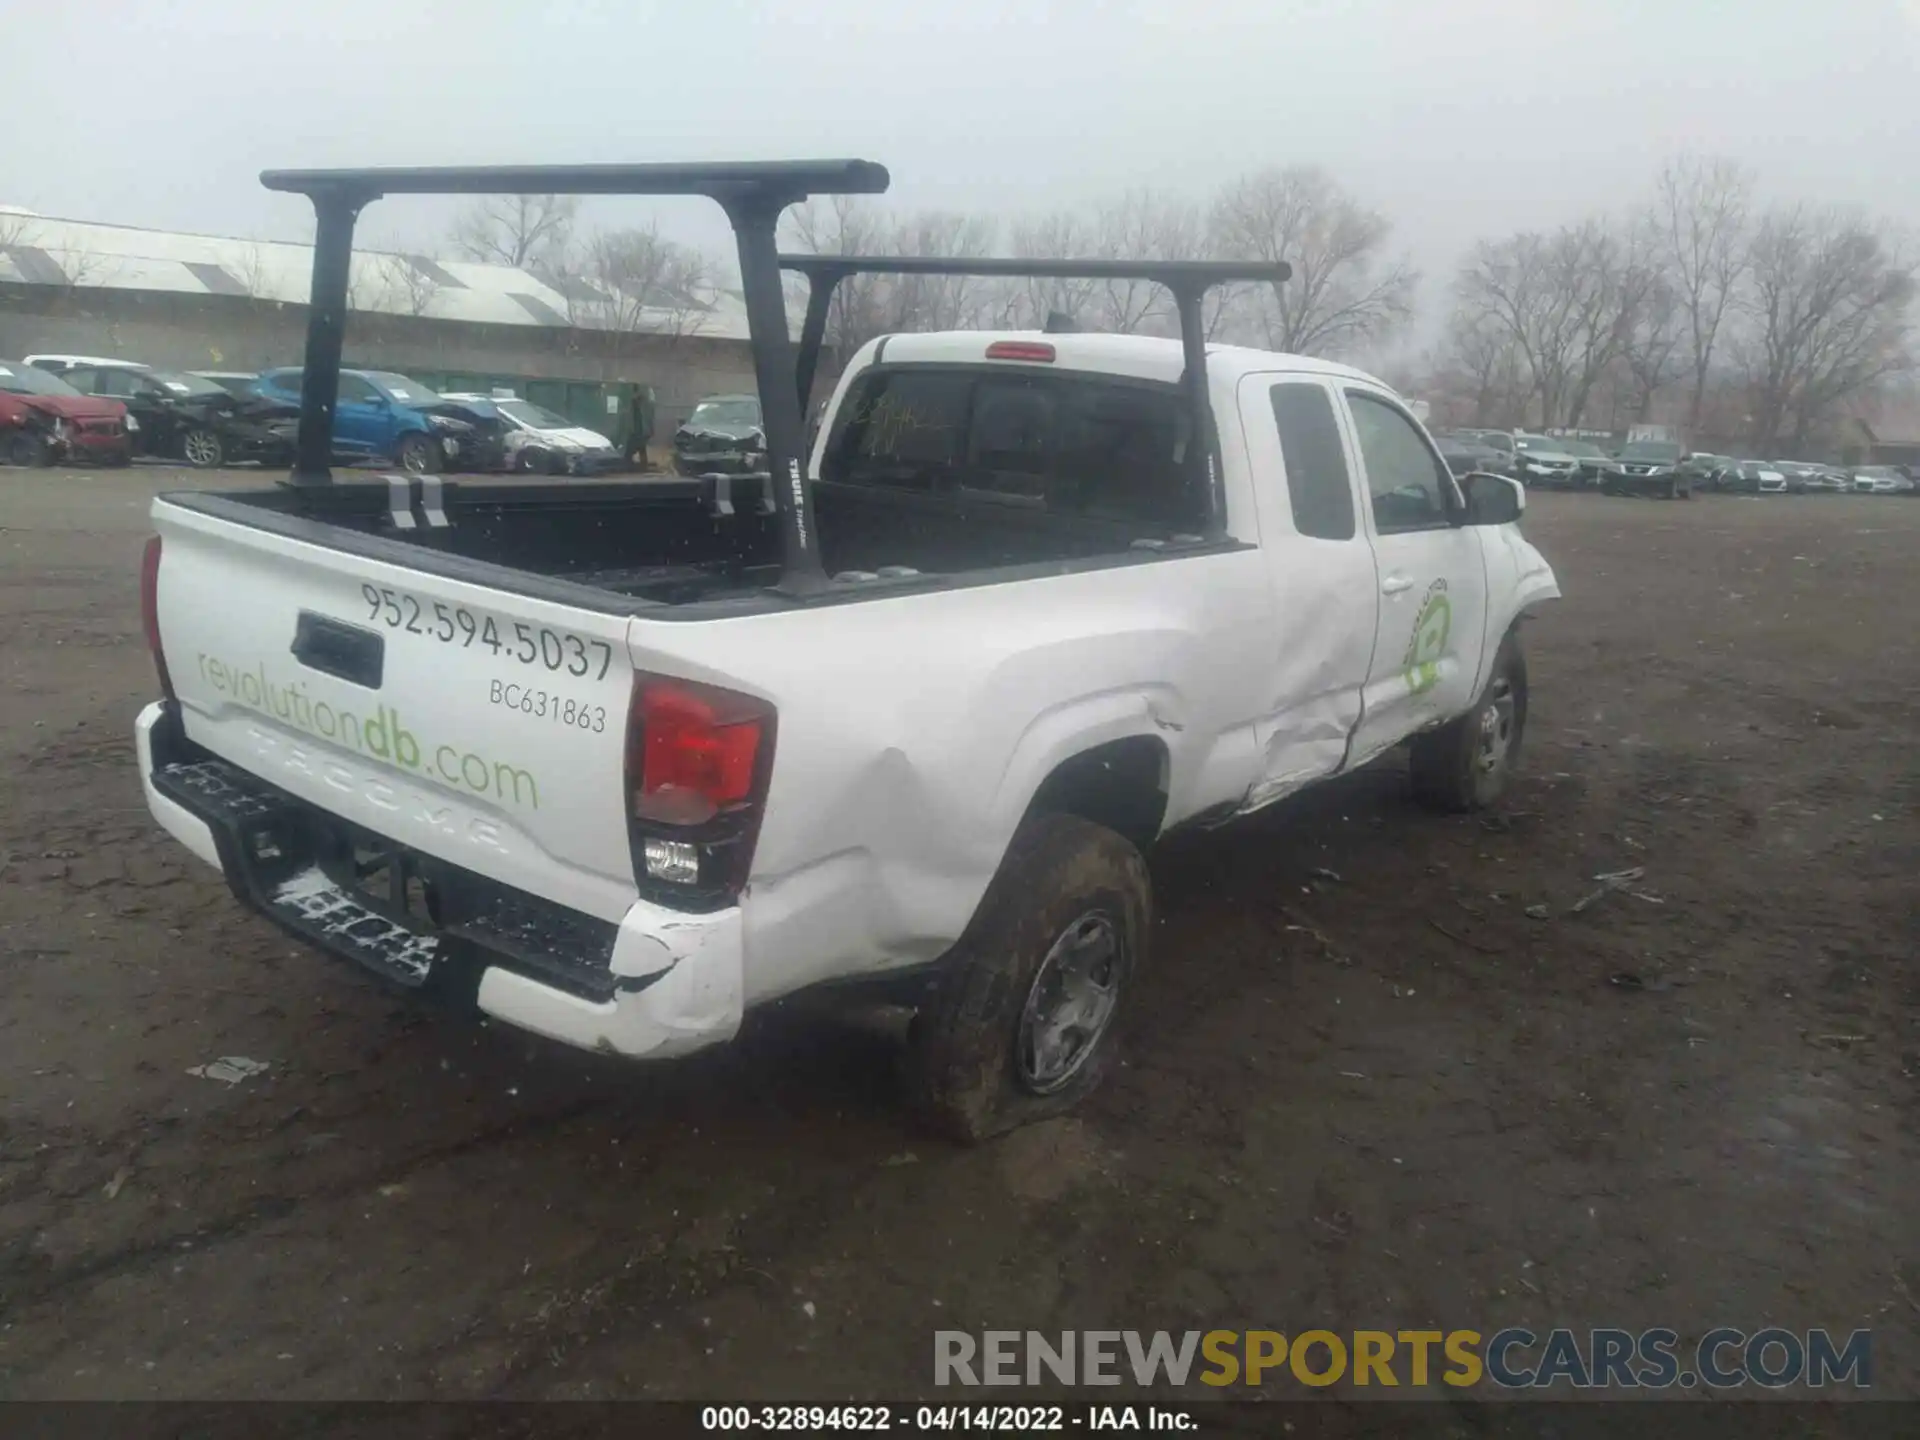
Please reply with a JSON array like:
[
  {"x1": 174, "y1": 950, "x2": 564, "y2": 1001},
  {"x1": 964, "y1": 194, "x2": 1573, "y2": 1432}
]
[
  {"x1": 1016, "y1": 910, "x2": 1123, "y2": 1095},
  {"x1": 1475, "y1": 675, "x2": 1516, "y2": 776},
  {"x1": 184, "y1": 430, "x2": 219, "y2": 466},
  {"x1": 400, "y1": 440, "x2": 428, "y2": 473}
]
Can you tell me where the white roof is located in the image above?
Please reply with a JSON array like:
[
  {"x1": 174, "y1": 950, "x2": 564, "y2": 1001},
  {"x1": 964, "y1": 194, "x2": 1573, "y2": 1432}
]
[
  {"x1": 0, "y1": 210, "x2": 752, "y2": 339},
  {"x1": 865, "y1": 330, "x2": 1382, "y2": 387}
]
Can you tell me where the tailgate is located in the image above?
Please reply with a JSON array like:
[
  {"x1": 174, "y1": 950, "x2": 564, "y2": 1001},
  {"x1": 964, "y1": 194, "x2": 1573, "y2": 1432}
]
[{"x1": 152, "y1": 500, "x2": 638, "y2": 922}]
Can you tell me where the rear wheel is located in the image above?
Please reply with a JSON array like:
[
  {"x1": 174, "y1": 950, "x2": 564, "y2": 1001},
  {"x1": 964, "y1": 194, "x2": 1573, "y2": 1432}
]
[
  {"x1": 1409, "y1": 634, "x2": 1529, "y2": 812},
  {"x1": 396, "y1": 432, "x2": 441, "y2": 475},
  {"x1": 181, "y1": 427, "x2": 225, "y2": 469},
  {"x1": 903, "y1": 814, "x2": 1150, "y2": 1143}
]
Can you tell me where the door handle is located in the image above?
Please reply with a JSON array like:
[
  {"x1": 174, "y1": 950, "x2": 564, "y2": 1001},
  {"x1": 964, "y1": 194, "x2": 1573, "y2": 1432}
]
[{"x1": 1381, "y1": 574, "x2": 1415, "y2": 595}]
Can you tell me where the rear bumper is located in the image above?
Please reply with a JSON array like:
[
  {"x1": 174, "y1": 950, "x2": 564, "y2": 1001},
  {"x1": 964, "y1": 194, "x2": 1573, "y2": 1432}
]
[{"x1": 135, "y1": 701, "x2": 743, "y2": 1059}]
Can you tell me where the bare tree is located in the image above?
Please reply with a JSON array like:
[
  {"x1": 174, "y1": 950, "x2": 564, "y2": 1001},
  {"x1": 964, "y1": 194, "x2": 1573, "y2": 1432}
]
[
  {"x1": 555, "y1": 223, "x2": 716, "y2": 340},
  {"x1": 1454, "y1": 219, "x2": 1655, "y2": 428},
  {"x1": 1431, "y1": 308, "x2": 1531, "y2": 427},
  {"x1": 1006, "y1": 211, "x2": 1102, "y2": 329},
  {"x1": 880, "y1": 209, "x2": 999, "y2": 333},
  {"x1": 451, "y1": 194, "x2": 580, "y2": 270},
  {"x1": 783, "y1": 194, "x2": 891, "y2": 360},
  {"x1": 373, "y1": 253, "x2": 444, "y2": 318},
  {"x1": 0, "y1": 209, "x2": 34, "y2": 251},
  {"x1": 230, "y1": 242, "x2": 274, "y2": 300},
  {"x1": 1617, "y1": 237, "x2": 1685, "y2": 421},
  {"x1": 1653, "y1": 156, "x2": 1752, "y2": 434},
  {"x1": 783, "y1": 197, "x2": 999, "y2": 357},
  {"x1": 1736, "y1": 205, "x2": 1915, "y2": 452},
  {"x1": 1209, "y1": 165, "x2": 1416, "y2": 358},
  {"x1": 1082, "y1": 190, "x2": 1203, "y2": 334},
  {"x1": 346, "y1": 260, "x2": 391, "y2": 313}
]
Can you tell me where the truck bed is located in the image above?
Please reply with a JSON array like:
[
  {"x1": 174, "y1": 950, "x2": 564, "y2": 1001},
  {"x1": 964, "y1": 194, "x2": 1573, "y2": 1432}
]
[{"x1": 162, "y1": 476, "x2": 1229, "y2": 617}]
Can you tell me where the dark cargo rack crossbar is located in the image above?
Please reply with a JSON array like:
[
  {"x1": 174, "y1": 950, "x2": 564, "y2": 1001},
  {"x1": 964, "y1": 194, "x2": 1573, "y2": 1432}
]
[{"x1": 261, "y1": 159, "x2": 1288, "y2": 593}]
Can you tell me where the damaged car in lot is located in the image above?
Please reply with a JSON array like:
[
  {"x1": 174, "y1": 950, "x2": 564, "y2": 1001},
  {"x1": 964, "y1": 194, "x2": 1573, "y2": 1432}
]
[
  {"x1": 250, "y1": 367, "x2": 506, "y2": 474},
  {"x1": 0, "y1": 358, "x2": 134, "y2": 467},
  {"x1": 132, "y1": 157, "x2": 1561, "y2": 1142},
  {"x1": 672, "y1": 393, "x2": 765, "y2": 476},
  {"x1": 1717, "y1": 460, "x2": 1789, "y2": 494},
  {"x1": 27, "y1": 357, "x2": 300, "y2": 469},
  {"x1": 441, "y1": 393, "x2": 623, "y2": 475}
]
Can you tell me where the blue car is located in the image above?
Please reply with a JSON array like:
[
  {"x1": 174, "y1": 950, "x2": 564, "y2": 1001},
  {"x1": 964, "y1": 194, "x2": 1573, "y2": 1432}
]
[{"x1": 252, "y1": 367, "x2": 474, "y2": 473}]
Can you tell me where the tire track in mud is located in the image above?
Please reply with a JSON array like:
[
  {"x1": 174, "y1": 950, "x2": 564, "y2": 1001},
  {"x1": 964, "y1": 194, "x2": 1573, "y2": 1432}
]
[{"x1": 0, "y1": 1095, "x2": 614, "y2": 1316}]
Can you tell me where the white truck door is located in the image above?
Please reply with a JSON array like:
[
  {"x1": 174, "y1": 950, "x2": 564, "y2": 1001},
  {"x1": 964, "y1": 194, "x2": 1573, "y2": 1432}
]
[
  {"x1": 1340, "y1": 386, "x2": 1491, "y2": 769},
  {"x1": 1236, "y1": 373, "x2": 1381, "y2": 809}
]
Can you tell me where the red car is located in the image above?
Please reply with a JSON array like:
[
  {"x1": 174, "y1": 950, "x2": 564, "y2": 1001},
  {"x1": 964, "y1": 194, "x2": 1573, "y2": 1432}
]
[{"x1": 0, "y1": 359, "x2": 134, "y2": 467}]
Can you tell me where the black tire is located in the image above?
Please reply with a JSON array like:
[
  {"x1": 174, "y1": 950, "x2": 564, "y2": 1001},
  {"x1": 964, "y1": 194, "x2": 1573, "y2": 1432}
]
[
  {"x1": 903, "y1": 813, "x2": 1150, "y2": 1144},
  {"x1": 6, "y1": 428, "x2": 53, "y2": 468},
  {"x1": 1409, "y1": 634, "x2": 1529, "y2": 813},
  {"x1": 396, "y1": 432, "x2": 442, "y2": 475},
  {"x1": 181, "y1": 426, "x2": 225, "y2": 469}
]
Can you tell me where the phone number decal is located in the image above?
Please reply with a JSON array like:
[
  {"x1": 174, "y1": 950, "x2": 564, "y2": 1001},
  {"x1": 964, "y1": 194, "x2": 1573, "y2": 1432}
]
[{"x1": 360, "y1": 584, "x2": 615, "y2": 679}]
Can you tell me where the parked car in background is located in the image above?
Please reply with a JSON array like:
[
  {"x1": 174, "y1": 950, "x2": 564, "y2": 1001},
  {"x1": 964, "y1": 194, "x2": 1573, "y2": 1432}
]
[
  {"x1": 28, "y1": 357, "x2": 299, "y2": 469},
  {"x1": 1434, "y1": 431, "x2": 1512, "y2": 478},
  {"x1": 0, "y1": 358, "x2": 134, "y2": 467},
  {"x1": 1679, "y1": 452, "x2": 1730, "y2": 488},
  {"x1": 1796, "y1": 464, "x2": 1852, "y2": 494},
  {"x1": 440, "y1": 392, "x2": 623, "y2": 475},
  {"x1": 251, "y1": 368, "x2": 497, "y2": 473},
  {"x1": 1851, "y1": 465, "x2": 1916, "y2": 495},
  {"x1": 1606, "y1": 439, "x2": 1690, "y2": 498},
  {"x1": 1718, "y1": 460, "x2": 1788, "y2": 494},
  {"x1": 191, "y1": 371, "x2": 260, "y2": 397},
  {"x1": 672, "y1": 393, "x2": 765, "y2": 476},
  {"x1": 1766, "y1": 461, "x2": 1823, "y2": 493},
  {"x1": 1506, "y1": 434, "x2": 1583, "y2": 488},
  {"x1": 1546, "y1": 437, "x2": 1623, "y2": 489}
]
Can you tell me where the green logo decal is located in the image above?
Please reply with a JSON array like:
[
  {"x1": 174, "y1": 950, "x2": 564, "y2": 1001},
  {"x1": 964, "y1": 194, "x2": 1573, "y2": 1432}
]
[{"x1": 1403, "y1": 580, "x2": 1451, "y2": 695}]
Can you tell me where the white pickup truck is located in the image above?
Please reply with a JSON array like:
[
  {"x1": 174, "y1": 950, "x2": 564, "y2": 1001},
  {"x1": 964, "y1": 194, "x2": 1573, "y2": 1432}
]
[{"x1": 136, "y1": 160, "x2": 1558, "y2": 1140}]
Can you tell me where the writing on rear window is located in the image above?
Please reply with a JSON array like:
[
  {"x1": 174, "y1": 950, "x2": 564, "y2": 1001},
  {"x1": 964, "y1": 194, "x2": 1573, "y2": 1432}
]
[{"x1": 358, "y1": 584, "x2": 614, "y2": 679}]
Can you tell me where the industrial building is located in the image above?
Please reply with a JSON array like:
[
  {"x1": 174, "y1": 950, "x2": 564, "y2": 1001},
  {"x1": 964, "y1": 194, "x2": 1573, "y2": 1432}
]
[{"x1": 0, "y1": 205, "x2": 761, "y2": 434}]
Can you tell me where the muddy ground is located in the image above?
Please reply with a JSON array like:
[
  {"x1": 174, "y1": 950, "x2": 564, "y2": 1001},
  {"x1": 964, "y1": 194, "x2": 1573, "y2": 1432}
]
[{"x1": 0, "y1": 469, "x2": 1913, "y2": 1403}]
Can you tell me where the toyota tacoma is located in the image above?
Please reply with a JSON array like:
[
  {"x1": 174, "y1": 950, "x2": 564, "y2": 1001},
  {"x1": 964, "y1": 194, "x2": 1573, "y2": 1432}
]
[{"x1": 135, "y1": 159, "x2": 1559, "y2": 1140}]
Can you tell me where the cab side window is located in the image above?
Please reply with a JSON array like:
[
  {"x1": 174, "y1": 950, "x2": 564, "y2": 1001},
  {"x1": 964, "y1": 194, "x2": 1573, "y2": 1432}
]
[
  {"x1": 1268, "y1": 382, "x2": 1355, "y2": 540},
  {"x1": 1347, "y1": 392, "x2": 1454, "y2": 534},
  {"x1": 91, "y1": 369, "x2": 144, "y2": 399},
  {"x1": 337, "y1": 374, "x2": 380, "y2": 404}
]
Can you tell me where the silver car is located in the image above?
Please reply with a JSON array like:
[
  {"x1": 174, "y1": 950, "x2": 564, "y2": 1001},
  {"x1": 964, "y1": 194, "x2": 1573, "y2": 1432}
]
[{"x1": 1851, "y1": 465, "x2": 1916, "y2": 495}]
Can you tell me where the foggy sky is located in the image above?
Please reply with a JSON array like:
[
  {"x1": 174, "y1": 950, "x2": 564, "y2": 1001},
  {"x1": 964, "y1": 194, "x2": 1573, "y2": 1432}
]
[{"x1": 5, "y1": 0, "x2": 1916, "y2": 336}]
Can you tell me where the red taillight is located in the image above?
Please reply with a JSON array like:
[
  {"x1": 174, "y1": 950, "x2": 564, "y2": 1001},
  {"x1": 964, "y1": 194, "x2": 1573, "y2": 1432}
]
[
  {"x1": 627, "y1": 676, "x2": 771, "y2": 825},
  {"x1": 140, "y1": 534, "x2": 175, "y2": 700},
  {"x1": 985, "y1": 340, "x2": 1056, "y2": 363}
]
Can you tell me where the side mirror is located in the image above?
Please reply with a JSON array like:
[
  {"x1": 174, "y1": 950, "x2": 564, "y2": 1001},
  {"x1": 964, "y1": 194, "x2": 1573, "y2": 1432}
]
[{"x1": 1460, "y1": 471, "x2": 1525, "y2": 525}]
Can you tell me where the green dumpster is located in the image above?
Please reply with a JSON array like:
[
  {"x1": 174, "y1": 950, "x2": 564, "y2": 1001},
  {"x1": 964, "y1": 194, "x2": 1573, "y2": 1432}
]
[{"x1": 395, "y1": 368, "x2": 657, "y2": 469}]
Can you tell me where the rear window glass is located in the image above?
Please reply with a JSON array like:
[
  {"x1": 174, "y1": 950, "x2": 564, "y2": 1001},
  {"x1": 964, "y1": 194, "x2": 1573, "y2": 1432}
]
[{"x1": 822, "y1": 366, "x2": 1200, "y2": 528}]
